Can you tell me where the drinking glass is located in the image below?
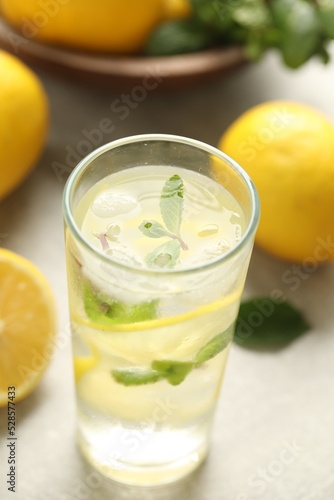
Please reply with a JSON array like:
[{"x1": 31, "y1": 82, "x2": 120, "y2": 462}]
[{"x1": 63, "y1": 134, "x2": 260, "y2": 486}]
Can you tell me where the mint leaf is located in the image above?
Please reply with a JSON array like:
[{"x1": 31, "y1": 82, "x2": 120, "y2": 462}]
[
  {"x1": 234, "y1": 298, "x2": 310, "y2": 347},
  {"x1": 271, "y1": 0, "x2": 321, "y2": 68},
  {"x1": 195, "y1": 324, "x2": 234, "y2": 367},
  {"x1": 83, "y1": 281, "x2": 157, "y2": 325},
  {"x1": 138, "y1": 174, "x2": 187, "y2": 265},
  {"x1": 145, "y1": 18, "x2": 218, "y2": 56},
  {"x1": 82, "y1": 280, "x2": 110, "y2": 323},
  {"x1": 232, "y1": 1, "x2": 271, "y2": 29},
  {"x1": 111, "y1": 361, "x2": 193, "y2": 387},
  {"x1": 151, "y1": 360, "x2": 194, "y2": 386},
  {"x1": 191, "y1": 0, "x2": 234, "y2": 31},
  {"x1": 318, "y1": 0, "x2": 334, "y2": 38},
  {"x1": 145, "y1": 240, "x2": 181, "y2": 269},
  {"x1": 105, "y1": 301, "x2": 158, "y2": 324},
  {"x1": 109, "y1": 296, "x2": 311, "y2": 388},
  {"x1": 112, "y1": 368, "x2": 163, "y2": 386},
  {"x1": 160, "y1": 175, "x2": 184, "y2": 235},
  {"x1": 138, "y1": 220, "x2": 170, "y2": 239}
]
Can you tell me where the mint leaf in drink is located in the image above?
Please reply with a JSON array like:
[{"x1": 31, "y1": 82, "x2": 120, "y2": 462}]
[
  {"x1": 138, "y1": 220, "x2": 171, "y2": 239},
  {"x1": 82, "y1": 280, "x2": 110, "y2": 323},
  {"x1": 106, "y1": 300, "x2": 158, "y2": 324},
  {"x1": 151, "y1": 360, "x2": 194, "y2": 386},
  {"x1": 112, "y1": 367, "x2": 163, "y2": 386},
  {"x1": 195, "y1": 324, "x2": 234, "y2": 367},
  {"x1": 145, "y1": 240, "x2": 181, "y2": 269},
  {"x1": 138, "y1": 174, "x2": 188, "y2": 265},
  {"x1": 234, "y1": 298, "x2": 310, "y2": 347},
  {"x1": 111, "y1": 361, "x2": 194, "y2": 386},
  {"x1": 83, "y1": 280, "x2": 157, "y2": 325},
  {"x1": 160, "y1": 174, "x2": 184, "y2": 236},
  {"x1": 108, "y1": 296, "x2": 311, "y2": 388}
]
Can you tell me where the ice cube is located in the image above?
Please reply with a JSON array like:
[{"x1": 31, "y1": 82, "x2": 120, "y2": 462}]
[
  {"x1": 91, "y1": 192, "x2": 137, "y2": 218},
  {"x1": 106, "y1": 223, "x2": 121, "y2": 241},
  {"x1": 188, "y1": 238, "x2": 231, "y2": 266},
  {"x1": 106, "y1": 247, "x2": 143, "y2": 267}
]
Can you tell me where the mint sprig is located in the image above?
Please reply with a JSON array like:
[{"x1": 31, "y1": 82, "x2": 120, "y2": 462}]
[
  {"x1": 138, "y1": 174, "x2": 188, "y2": 268},
  {"x1": 83, "y1": 280, "x2": 157, "y2": 325},
  {"x1": 151, "y1": 360, "x2": 194, "y2": 386},
  {"x1": 111, "y1": 324, "x2": 234, "y2": 387},
  {"x1": 146, "y1": 0, "x2": 334, "y2": 69},
  {"x1": 83, "y1": 280, "x2": 310, "y2": 387},
  {"x1": 160, "y1": 174, "x2": 184, "y2": 237},
  {"x1": 111, "y1": 368, "x2": 163, "y2": 386},
  {"x1": 139, "y1": 220, "x2": 172, "y2": 239},
  {"x1": 195, "y1": 323, "x2": 234, "y2": 366},
  {"x1": 145, "y1": 240, "x2": 181, "y2": 269}
]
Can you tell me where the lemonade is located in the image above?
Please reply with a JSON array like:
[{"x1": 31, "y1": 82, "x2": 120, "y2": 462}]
[{"x1": 63, "y1": 135, "x2": 259, "y2": 485}]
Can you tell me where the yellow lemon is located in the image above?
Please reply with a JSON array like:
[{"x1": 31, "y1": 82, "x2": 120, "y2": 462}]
[
  {"x1": 218, "y1": 101, "x2": 334, "y2": 263},
  {"x1": 0, "y1": 249, "x2": 56, "y2": 405},
  {"x1": 0, "y1": 50, "x2": 48, "y2": 201},
  {"x1": 164, "y1": 0, "x2": 191, "y2": 19},
  {"x1": 0, "y1": 0, "x2": 165, "y2": 53}
]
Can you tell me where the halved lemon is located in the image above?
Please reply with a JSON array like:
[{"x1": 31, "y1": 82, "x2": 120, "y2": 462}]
[{"x1": 0, "y1": 249, "x2": 56, "y2": 405}]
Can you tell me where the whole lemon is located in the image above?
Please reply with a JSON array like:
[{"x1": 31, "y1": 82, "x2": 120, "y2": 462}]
[
  {"x1": 0, "y1": 50, "x2": 48, "y2": 200},
  {"x1": 0, "y1": 0, "x2": 165, "y2": 53},
  {"x1": 218, "y1": 101, "x2": 334, "y2": 263},
  {"x1": 163, "y1": 0, "x2": 191, "y2": 19}
]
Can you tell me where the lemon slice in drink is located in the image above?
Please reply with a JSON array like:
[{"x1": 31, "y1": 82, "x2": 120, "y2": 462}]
[
  {"x1": 73, "y1": 345, "x2": 99, "y2": 383},
  {"x1": 0, "y1": 249, "x2": 56, "y2": 406},
  {"x1": 73, "y1": 356, "x2": 98, "y2": 383}
]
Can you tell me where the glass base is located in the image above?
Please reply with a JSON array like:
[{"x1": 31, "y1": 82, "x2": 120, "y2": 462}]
[{"x1": 77, "y1": 432, "x2": 208, "y2": 487}]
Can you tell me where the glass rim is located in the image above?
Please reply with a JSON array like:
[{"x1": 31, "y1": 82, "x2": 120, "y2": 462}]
[{"x1": 63, "y1": 133, "x2": 260, "y2": 276}]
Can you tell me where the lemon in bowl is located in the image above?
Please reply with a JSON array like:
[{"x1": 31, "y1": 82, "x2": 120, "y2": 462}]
[{"x1": 0, "y1": 0, "x2": 167, "y2": 53}]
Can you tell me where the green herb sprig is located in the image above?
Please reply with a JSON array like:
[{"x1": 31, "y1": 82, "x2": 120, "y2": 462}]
[
  {"x1": 145, "y1": 0, "x2": 334, "y2": 69},
  {"x1": 82, "y1": 281, "x2": 310, "y2": 387},
  {"x1": 111, "y1": 324, "x2": 235, "y2": 387},
  {"x1": 138, "y1": 174, "x2": 188, "y2": 269}
]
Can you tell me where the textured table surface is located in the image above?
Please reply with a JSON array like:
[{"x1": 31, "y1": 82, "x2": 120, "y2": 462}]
[{"x1": 1, "y1": 46, "x2": 334, "y2": 500}]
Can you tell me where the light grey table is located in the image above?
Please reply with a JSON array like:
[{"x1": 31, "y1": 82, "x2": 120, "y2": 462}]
[{"x1": 1, "y1": 47, "x2": 334, "y2": 500}]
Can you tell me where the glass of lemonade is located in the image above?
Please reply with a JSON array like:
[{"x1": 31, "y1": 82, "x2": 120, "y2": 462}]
[{"x1": 63, "y1": 134, "x2": 260, "y2": 486}]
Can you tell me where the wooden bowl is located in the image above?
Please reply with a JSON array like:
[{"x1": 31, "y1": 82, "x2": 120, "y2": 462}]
[{"x1": 0, "y1": 18, "x2": 246, "y2": 90}]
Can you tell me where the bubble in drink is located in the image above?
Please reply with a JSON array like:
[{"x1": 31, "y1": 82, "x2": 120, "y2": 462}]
[{"x1": 198, "y1": 224, "x2": 219, "y2": 237}]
